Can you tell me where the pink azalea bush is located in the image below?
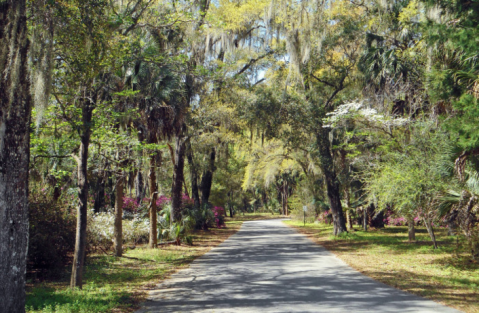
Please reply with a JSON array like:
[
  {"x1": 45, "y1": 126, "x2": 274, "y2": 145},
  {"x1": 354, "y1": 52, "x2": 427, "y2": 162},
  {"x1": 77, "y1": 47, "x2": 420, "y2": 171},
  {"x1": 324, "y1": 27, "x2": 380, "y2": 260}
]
[
  {"x1": 212, "y1": 206, "x2": 226, "y2": 228},
  {"x1": 182, "y1": 194, "x2": 195, "y2": 207},
  {"x1": 123, "y1": 195, "x2": 188, "y2": 214},
  {"x1": 385, "y1": 216, "x2": 407, "y2": 226},
  {"x1": 317, "y1": 210, "x2": 332, "y2": 224}
]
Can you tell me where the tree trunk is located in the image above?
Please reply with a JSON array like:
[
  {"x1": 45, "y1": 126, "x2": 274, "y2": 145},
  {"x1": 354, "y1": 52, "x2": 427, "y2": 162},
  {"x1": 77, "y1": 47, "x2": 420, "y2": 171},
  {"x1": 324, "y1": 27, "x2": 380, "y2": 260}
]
[
  {"x1": 243, "y1": 197, "x2": 248, "y2": 214},
  {"x1": 316, "y1": 128, "x2": 347, "y2": 235},
  {"x1": 262, "y1": 191, "x2": 267, "y2": 209},
  {"x1": 148, "y1": 153, "x2": 157, "y2": 248},
  {"x1": 472, "y1": 241, "x2": 479, "y2": 261},
  {"x1": 186, "y1": 141, "x2": 200, "y2": 208},
  {"x1": 171, "y1": 135, "x2": 186, "y2": 223},
  {"x1": 423, "y1": 217, "x2": 438, "y2": 249},
  {"x1": 345, "y1": 187, "x2": 353, "y2": 230},
  {"x1": 363, "y1": 207, "x2": 368, "y2": 232},
  {"x1": 0, "y1": 1, "x2": 31, "y2": 310},
  {"x1": 407, "y1": 217, "x2": 416, "y2": 242},
  {"x1": 372, "y1": 210, "x2": 385, "y2": 228},
  {"x1": 71, "y1": 102, "x2": 94, "y2": 289},
  {"x1": 346, "y1": 211, "x2": 353, "y2": 230},
  {"x1": 134, "y1": 170, "x2": 144, "y2": 204},
  {"x1": 446, "y1": 210, "x2": 458, "y2": 236},
  {"x1": 284, "y1": 179, "x2": 289, "y2": 216},
  {"x1": 229, "y1": 191, "x2": 234, "y2": 217},
  {"x1": 200, "y1": 147, "x2": 216, "y2": 205},
  {"x1": 135, "y1": 125, "x2": 145, "y2": 204},
  {"x1": 107, "y1": 170, "x2": 115, "y2": 208},
  {"x1": 114, "y1": 173, "x2": 123, "y2": 257},
  {"x1": 93, "y1": 171, "x2": 105, "y2": 213}
]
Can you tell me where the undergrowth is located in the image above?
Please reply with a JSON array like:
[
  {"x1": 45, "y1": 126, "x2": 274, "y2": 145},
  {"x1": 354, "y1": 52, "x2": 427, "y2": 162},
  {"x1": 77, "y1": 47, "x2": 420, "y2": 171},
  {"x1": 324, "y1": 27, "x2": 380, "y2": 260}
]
[{"x1": 26, "y1": 213, "x2": 278, "y2": 313}]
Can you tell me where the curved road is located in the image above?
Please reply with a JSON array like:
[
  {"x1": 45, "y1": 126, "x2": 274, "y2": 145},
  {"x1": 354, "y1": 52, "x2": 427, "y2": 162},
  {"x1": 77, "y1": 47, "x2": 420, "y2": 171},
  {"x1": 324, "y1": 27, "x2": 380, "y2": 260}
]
[{"x1": 137, "y1": 219, "x2": 460, "y2": 313}]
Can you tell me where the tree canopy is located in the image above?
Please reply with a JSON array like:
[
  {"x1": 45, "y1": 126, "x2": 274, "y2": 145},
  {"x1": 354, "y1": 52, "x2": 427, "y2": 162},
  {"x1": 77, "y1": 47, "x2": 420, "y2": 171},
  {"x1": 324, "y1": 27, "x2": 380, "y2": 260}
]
[{"x1": 2, "y1": 0, "x2": 479, "y2": 311}]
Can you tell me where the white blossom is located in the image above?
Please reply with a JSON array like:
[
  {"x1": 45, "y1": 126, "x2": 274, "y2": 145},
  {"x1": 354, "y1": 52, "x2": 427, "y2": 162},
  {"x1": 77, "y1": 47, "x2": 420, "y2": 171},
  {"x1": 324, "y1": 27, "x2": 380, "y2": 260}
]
[{"x1": 324, "y1": 100, "x2": 410, "y2": 128}]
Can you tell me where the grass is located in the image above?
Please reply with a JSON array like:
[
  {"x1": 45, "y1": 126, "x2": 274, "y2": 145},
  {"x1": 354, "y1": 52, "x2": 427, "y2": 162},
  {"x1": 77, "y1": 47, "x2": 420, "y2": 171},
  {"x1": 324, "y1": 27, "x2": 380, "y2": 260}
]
[
  {"x1": 26, "y1": 212, "x2": 279, "y2": 313},
  {"x1": 284, "y1": 220, "x2": 479, "y2": 313}
]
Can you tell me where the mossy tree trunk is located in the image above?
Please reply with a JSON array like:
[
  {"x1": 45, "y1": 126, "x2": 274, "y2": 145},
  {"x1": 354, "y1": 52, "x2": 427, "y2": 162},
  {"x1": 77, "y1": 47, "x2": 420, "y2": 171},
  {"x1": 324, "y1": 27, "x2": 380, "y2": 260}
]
[
  {"x1": 316, "y1": 127, "x2": 347, "y2": 235},
  {"x1": 0, "y1": 0, "x2": 31, "y2": 310}
]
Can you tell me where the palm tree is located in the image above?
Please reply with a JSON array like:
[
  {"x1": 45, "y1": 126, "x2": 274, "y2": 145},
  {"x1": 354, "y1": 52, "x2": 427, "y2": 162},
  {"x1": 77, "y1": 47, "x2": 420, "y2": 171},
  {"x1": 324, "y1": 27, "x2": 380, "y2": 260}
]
[{"x1": 440, "y1": 170, "x2": 479, "y2": 259}]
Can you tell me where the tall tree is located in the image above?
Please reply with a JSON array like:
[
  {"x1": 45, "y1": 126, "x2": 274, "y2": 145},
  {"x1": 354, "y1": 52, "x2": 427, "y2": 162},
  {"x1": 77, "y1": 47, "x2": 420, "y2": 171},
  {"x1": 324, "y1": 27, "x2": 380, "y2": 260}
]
[
  {"x1": 0, "y1": 1, "x2": 32, "y2": 312},
  {"x1": 49, "y1": 0, "x2": 154, "y2": 288}
]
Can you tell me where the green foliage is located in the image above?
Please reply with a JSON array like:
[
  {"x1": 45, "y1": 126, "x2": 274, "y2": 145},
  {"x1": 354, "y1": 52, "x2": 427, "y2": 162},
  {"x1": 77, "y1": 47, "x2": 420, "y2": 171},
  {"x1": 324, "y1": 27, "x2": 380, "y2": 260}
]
[
  {"x1": 87, "y1": 210, "x2": 150, "y2": 250},
  {"x1": 23, "y1": 0, "x2": 479, "y2": 309},
  {"x1": 187, "y1": 205, "x2": 215, "y2": 231},
  {"x1": 445, "y1": 94, "x2": 479, "y2": 151},
  {"x1": 28, "y1": 198, "x2": 76, "y2": 274},
  {"x1": 364, "y1": 121, "x2": 453, "y2": 217}
]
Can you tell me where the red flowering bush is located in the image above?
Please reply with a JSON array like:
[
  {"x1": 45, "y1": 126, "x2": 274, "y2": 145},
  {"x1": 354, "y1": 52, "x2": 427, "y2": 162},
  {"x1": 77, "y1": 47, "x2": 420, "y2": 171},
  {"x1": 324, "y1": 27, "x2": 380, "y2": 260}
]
[
  {"x1": 122, "y1": 195, "x2": 174, "y2": 214},
  {"x1": 212, "y1": 206, "x2": 226, "y2": 228},
  {"x1": 123, "y1": 197, "x2": 140, "y2": 213},
  {"x1": 318, "y1": 210, "x2": 332, "y2": 224},
  {"x1": 182, "y1": 194, "x2": 195, "y2": 208},
  {"x1": 385, "y1": 216, "x2": 407, "y2": 226}
]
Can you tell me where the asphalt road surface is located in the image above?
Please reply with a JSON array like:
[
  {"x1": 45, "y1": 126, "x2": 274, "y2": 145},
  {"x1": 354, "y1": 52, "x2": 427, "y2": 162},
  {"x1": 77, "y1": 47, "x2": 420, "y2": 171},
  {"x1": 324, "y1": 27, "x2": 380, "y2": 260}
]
[{"x1": 137, "y1": 219, "x2": 460, "y2": 313}]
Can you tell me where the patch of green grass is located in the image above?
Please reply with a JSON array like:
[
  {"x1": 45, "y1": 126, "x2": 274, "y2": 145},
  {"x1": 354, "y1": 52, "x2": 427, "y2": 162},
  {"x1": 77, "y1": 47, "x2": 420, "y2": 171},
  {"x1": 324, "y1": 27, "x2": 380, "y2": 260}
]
[
  {"x1": 26, "y1": 247, "x2": 197, "y2": 313},
  {"x1": 285, "y1": 220, "x2": 479, "y2": 313},
  {"x1": 26, "y1": 283, "x2": 130, "y2": 313},
  {"x1": 26, "y1": 213, "x2": 277, "y2": 313}
]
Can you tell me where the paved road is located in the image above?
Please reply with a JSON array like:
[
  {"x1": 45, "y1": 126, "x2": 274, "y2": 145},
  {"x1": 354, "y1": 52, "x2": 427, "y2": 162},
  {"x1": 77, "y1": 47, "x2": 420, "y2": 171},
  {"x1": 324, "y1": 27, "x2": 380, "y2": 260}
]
[{"x1": 137, "y1": 219, "x2": 460, "y2": 313}]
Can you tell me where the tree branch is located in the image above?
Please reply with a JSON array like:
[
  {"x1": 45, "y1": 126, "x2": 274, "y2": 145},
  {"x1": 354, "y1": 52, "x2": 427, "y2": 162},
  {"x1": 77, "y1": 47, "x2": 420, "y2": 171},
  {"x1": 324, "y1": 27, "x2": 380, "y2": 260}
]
[
  {"x1": 310, "y1": 73, "x2": 337, "y2": 88},
  {"x1": 251, "y1": 78, "x2": 266, "y2": 88},
  {"x1": 234, "y1": 50, "x2": 274, "y2": 78}
]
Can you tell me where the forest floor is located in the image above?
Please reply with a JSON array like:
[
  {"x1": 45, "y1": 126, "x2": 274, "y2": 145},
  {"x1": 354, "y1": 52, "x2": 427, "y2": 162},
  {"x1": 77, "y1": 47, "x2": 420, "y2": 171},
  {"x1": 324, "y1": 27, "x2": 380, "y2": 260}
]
[
  {"x1": 285, "y1": 220, "x2": 479, "y2": 313},
  {"x1": 25, "y1": 212, "x2": 282, "y2": 313}
]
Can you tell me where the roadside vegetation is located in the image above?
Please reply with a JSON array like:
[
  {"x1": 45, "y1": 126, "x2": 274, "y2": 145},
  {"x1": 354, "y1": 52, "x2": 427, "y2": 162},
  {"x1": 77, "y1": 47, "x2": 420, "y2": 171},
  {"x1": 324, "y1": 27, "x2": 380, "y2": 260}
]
[
  {"x1": 26, "y1": 213, "x2": 277, "y2": 313},
  {"x1": 2, "y1": 1, "x2": 479, "y2": 312},
  {"x1": 286, "y1": 220, "x2": 479, "y2": 313}
]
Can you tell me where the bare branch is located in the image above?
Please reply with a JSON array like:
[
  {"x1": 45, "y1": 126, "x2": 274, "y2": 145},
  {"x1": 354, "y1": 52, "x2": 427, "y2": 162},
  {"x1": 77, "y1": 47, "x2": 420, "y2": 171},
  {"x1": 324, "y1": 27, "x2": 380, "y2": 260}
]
[
  {"x1": 234, "y1": 50, "x2": 275, "y2": 78},
  {"x1": 310, "y1": 73, "x2": 337, "y2": 88}
]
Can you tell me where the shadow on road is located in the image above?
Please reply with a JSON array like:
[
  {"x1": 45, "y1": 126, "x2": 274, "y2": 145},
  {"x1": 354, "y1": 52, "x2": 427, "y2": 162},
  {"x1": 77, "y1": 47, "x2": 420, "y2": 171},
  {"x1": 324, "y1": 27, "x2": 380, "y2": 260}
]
[{"x1": 137, "y1": 220, "x2": 461, "y2": 313}]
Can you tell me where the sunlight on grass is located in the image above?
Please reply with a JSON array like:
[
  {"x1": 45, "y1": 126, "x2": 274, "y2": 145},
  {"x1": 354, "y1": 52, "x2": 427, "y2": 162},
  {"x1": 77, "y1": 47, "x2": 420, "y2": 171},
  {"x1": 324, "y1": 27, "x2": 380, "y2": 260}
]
[
  {"x1": 26, "y1": 214, "x2": 282, "y2": 313},
  {"x1": 284, "y1": 220, "x2": 479, "y2": 313}
]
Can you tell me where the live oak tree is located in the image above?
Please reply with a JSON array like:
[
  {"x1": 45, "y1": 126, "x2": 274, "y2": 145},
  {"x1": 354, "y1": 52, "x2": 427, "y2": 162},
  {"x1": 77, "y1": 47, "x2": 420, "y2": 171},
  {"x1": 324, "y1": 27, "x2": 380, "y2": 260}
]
[{"x1": 0, "y1": 1, "x2": 32, "y2": 312}]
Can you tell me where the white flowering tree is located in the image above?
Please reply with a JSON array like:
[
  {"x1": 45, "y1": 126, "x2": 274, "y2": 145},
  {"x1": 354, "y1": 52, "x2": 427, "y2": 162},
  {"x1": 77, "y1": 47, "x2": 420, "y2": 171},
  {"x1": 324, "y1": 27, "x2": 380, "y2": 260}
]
[{"x1": 327, "y1": 101, "x2": 453, "y2": 247}]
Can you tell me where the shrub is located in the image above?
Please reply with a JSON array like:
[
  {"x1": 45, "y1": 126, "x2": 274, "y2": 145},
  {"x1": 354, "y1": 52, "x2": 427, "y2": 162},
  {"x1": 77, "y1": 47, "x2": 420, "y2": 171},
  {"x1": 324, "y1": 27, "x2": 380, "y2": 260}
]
[
  {"x1": 212, "y1": 206, "x2": 226, "y2": 228},
  {"x1": 181, "y1": 194, "x2": 194, "y2": 208},
  {"x1": 87, "y1": 209, "x2": 150, "y2": 251},
  {"x1": 383, "y1": 214, "x2": 423, "y2": 227},
  {"x1": 28, "y1": 197, "x2": 76, "y2": 274},
  {"x1": 385, "y1": 216, "x2": 407, "y2": 226},
  {"x1": 318, "y1": 210, "x2": 333, "y2": 224},
  {"x1": 189, "y1": 204, "x2": 215, "y2": 230}
]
